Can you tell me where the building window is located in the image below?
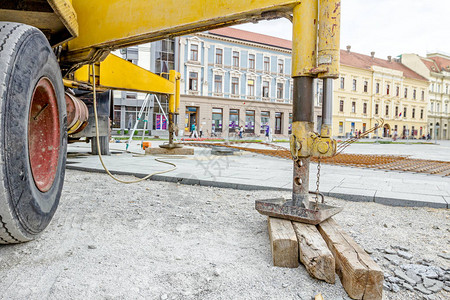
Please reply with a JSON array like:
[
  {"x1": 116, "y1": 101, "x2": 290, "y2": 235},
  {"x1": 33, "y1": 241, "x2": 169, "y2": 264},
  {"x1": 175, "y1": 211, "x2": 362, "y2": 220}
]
[
  {"x1": 154, "y1": 39, "x2": 175, "y2": 76},
  {"x1": 375, "y1": 104, "x2": 379, "y2": 115},
  {"x1": 278, "y1": 59, "x2": 284, "y2": 73},
  {"x1": 412, "y1": 108, "x2": 416, "y2": 118},
  {"x1": 275, "y1": 112, "x2": 282, "y2": 134},
  {"x1": 403, "y1": 107, "x2": 407, "y2": 118},
  {"x1": 214, "y1": 75, "x2": 222, "y2": 94},
  {"x1": 339, "y1": 121, "x2": 343, "y2": 133},
  {"x1": 262, "y1": 81, "x2": 269, "y2": 98},
  {"x1": 437, "y1": 103, "x2": 440, "y2": 112},
  {"x1": 190, "y1": 44, "x2": 198, "y2": 61},
  {"x1": 363, "y1": 103, "x2": 367, "y2": 114},
  {"x1": 396, "y1": 86, "x2": 400, "y2": 97},
  {"x1": 339, "y1": 100, "x2": 344, "y2": 112},
  {"x1": 395, "y1": 106, "x2": 399, "y2": 117},
  {"x1": 229, "y1": 109, "x2": 239, "y2": 130},
  {"x1": 231, "y1": 77, "x2": 239, "y2": 95},
  {"x1": 385, "y1": 105, "x2": 389, "y2": 116},
  {"x1": 232, "y1": 51, "x2": 239, "y2": 68},
  {"x1": 413, "y1": 89, "x2": 416, "y2": 100},
  {"x1": 215, "y1": 48, "x2": 223, "y2": 65},
  {"x1": 340, "y1": 77, "x2": 345, "y2": 89},
  {"x1": 352, "y1": 79, "x2": 357, "y2": 91},
  {"x1": 264, "y1": 56, "x2": 270, "y2": 72},
  {"x1": 113, "y1": 105, "x2": 121, "y2": 129},
  {"x1": 351, "y1": 101, "x2": 356, "y2": 113},
  {"x1": 247, "y1": 79, "x2": 255, "y2": 96},
  {"x1": 431, "y1": 103, "x2": 434, "y2": 112},
  {"x1": 245, "y1": 110, "x2": 255, "y2": 133},
  {"x1": 404, "y1": 88, "x2": 408, "y2": 98},
  {"x1": 212, "y1": 108, "x2": 223, "y2": 132},
  {"x1": 376, "y1": 83, "x2": 380, "y2": 94},
  {"x1": 277, "y1": 82, "x2": 284, "y2": 99},
  {"x1": 363, "y1": 81, "x2": 368, "y2": 92},
  {"x1": 386, "y1": 84, "x2": 390, "y2": 95},
  {"x1": 420, "y1": 109, "x2": 424, "y2": 119},
  {"x1": 249, "y1": 54, "x2": 255, "y2": 70},
  {"x1": 431, "y1": 83, "x2": 434, "y2": 92},
  {"x1": 188, "y1": 72, "x2": 198, "y2": 91},
  {"x1": 421, "y1": 90, "x2": 425, "y2": 100},
  {"x1": 260, "y1": 111, "x2": 270, "y2": 133}
]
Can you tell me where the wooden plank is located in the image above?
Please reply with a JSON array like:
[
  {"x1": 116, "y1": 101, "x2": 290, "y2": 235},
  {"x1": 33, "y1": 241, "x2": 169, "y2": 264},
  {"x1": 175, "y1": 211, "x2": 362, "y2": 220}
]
[
  {"x1": 292, "y1": 222, "x2": 335, "y2": 284},
  {"x1": 317, "y1": 218, "x2": 383, "y2": 300},
  {"x1": 267, "y1": 217, "x2": 299, "y2": 268}
]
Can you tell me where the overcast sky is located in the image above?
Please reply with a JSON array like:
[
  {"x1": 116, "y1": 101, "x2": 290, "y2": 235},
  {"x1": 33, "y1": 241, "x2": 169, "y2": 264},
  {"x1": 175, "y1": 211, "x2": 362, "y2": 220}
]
[{"x1": 233, "y1": 0, "x2": 450, "y2": 59}]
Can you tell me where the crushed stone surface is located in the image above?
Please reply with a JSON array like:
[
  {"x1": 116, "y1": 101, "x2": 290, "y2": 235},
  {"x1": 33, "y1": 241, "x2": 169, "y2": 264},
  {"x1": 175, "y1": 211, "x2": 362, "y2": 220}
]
[{"x1": 0, "y1": 170, "x2": 448, "y2": 300}]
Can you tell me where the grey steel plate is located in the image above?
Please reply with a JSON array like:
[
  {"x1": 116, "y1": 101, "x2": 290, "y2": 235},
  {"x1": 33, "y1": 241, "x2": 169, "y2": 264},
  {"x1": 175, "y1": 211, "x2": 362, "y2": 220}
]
[{"x1": 255, "y1": 198, "x2": 342, "y2": 225}]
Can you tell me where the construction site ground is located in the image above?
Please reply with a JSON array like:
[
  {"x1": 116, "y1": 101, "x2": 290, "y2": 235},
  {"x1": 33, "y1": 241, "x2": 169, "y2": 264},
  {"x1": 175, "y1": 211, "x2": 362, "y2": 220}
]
[
  {"x1": 0, "y1": 170, "x2": 448, "y2": 300},
  {"x1": 65, "y1": 139, "x2": 450, "y2": 209}
]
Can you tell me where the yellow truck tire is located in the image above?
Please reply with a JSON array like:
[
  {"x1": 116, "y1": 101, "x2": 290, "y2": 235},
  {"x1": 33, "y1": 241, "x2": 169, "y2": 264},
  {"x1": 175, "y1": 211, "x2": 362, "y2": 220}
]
[{"x1": 0, "y1": 22, "x2": 67, "y2": 243}]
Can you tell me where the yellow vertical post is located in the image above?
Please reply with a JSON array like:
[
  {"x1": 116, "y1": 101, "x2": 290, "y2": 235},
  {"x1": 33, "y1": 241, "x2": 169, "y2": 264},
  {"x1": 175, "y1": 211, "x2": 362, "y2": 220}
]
[
  {"x1": 175, "y1": 72, "x2": 181, "y2": 115},
  {"x1": 168, "y1": 70, "x2": 177, "y2": 114},
  {"x1": 318, "y1": 0, "x2": 341, "y2": 78},
  {"x1": 290, "y1": 1, "x2": 318, "y2": 206},
  {"x1": 291, "y1": 0, "x2": 318, "y2": 77},
  {"x1": 318, "y1": 0, "x2": 341, "y2": 137}
]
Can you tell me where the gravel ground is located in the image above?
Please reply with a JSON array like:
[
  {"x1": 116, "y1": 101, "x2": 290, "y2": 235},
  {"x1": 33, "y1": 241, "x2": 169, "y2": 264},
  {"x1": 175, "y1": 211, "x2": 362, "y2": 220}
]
[{"x1": 0, "y1": 170, "x2": 448, "y2": 300}]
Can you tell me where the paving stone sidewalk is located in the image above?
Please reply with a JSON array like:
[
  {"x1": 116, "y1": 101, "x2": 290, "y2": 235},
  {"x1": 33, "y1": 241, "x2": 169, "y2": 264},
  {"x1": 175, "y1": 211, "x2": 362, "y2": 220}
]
[{"x1": 66, "y1": 142, "x2": 450, "y2": 209}]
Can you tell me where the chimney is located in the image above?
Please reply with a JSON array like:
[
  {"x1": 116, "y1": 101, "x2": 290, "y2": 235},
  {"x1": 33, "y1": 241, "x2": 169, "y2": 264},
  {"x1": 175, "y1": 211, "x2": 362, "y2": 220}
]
[
  {"x1": 346, "y1": 45, "x2": 351, "y2": 53},
  {"x1": 388, "y1": 56, "x2": 392, "y2": 62},
  {"x1": 371, "y1": 51, "x2": 375, "y2": 59}
]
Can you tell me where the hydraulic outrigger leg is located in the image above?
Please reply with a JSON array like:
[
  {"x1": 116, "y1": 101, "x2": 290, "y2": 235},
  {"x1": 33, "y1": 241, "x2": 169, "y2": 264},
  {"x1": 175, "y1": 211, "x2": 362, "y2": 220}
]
[{"x1": 255, "y1": 0, "x2": 342, "y2": 224}]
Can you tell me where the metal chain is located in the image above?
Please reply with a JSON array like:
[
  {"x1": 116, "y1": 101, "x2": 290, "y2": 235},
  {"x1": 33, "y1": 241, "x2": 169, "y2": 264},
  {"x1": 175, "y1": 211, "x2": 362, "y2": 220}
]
[{"x1": 314, "y1": 156, "x2": 321, "y2": 210}]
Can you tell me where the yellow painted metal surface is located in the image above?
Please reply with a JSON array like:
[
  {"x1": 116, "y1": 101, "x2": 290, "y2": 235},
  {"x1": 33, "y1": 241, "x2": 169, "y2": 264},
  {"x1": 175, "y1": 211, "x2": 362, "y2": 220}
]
[
  {"x1": 73, "y1": 54, "x2": 175, "y2": 95},
  {"x1": 65, "y1": 0, "x2": 300, "y2": 63},
  {"x1": 47, "y1": 0, "x2": 78, "y2": 40},
  {"x1": 290, "y1": 121, "x2": 314, "y2": 159},
  {"x1": 291, "y1": 1, "x2": 318, "y2": 77},
  {"x1": 175, "y1": 72, "x2": 181, "y2": 114},
  {"x1": 318, "y1": 0, "x2": 340, "y2": 78},
  {"x1": 290, "y1": 121, "x2": 336, "y2": 158},
  {"x1": 168, "y1": 70, "x2": 177, "y2": 114}
]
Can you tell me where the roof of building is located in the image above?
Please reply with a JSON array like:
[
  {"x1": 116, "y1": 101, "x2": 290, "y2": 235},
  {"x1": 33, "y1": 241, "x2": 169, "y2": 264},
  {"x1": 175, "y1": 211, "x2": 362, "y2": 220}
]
[
  {"x1": 207, "y1": 27, "x2": 427, "y2": 81},
  {"x1": 425, "y1": 54, "x2": 450, "y2": 73},
  {"x1": 420, "y1": 58, "x2": 439, "y2": 73},
  {"x1": 208, "y1": 27, "x2": 292, "y2": 50},
  {"x1": 340, "y1": 50, "x2": 427, "y2": 81}
]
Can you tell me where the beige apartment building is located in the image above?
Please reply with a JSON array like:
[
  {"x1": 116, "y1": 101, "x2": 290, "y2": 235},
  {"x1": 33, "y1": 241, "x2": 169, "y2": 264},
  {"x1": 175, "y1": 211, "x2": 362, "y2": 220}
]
[
  {"x1": 401, "y1": 53, "x2": 450, "y2": 140},
  {"x1": 332, "y1": 48, "x2": 429, "y2": 139}
]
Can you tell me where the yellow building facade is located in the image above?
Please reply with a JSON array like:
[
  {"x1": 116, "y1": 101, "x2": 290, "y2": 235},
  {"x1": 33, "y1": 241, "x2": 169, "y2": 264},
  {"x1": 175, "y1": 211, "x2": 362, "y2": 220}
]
[{"x1": 332, "y1": 49, "x2": 429, "y2": 139}]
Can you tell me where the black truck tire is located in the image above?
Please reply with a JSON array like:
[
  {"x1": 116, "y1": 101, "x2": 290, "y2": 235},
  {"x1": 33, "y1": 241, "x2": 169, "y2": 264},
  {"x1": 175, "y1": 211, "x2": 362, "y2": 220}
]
[
  {"x1": 0, "y1": 22, "x2": 67, "y2": 243},
  {"x1": 91, "y1": 136, "x2": 110, "y2": 156}
]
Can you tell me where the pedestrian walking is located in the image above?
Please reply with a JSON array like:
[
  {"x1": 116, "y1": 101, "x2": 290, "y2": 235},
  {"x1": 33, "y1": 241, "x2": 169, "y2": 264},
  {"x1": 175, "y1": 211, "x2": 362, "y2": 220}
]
[
  {"x1": 239, "y1": 125, "x2": 244, "y2": 139},
  {"x1": 192, "y1": 123, "x2": 199, "y2": 138},
  {"x1": 211, "y1": 124, "x2": 216, "y2": 137},
  {"x1": 199, "y1": 124, "x2": 203, "y2": 138},
  {"x1": 265, "y1": 123, "x2": 270, "y2": 141}
]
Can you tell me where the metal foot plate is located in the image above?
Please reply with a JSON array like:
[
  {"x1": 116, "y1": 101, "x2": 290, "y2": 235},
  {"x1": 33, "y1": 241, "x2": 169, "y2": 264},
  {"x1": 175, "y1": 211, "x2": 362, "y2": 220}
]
[{"x1": 255, "y1": 198, "x2": 342, "y2": 225}]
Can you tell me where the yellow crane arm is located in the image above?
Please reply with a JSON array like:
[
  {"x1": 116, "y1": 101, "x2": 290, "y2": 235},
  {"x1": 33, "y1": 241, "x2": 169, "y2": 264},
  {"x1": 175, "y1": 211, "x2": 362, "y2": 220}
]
[
  {"x1": 63, "y1": 0, "x2": 300, "y2": 65},
  {"x1": 73, "y1": 54, "x2": 176, "y2": 95}
]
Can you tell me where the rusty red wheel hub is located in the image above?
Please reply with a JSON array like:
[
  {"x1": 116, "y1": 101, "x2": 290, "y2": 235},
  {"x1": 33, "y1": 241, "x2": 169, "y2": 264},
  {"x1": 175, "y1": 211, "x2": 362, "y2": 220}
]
[{"x1": 28, "y1": 77, "x2": 60, "y2": 192}]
